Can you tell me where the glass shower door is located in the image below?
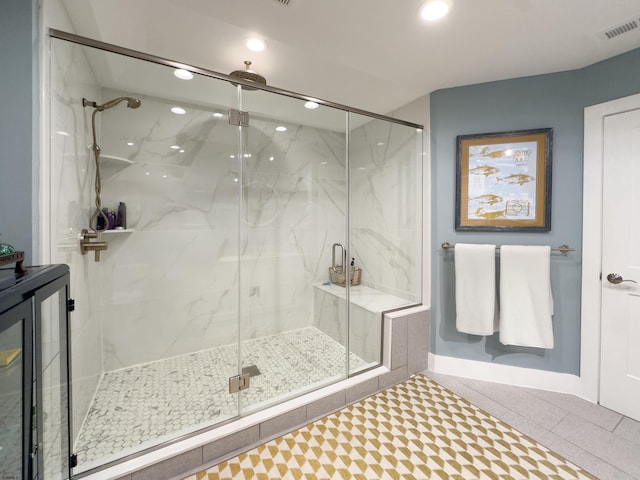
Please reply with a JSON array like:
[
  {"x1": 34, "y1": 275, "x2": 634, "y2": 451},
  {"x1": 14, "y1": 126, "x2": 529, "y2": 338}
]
[
  {"x1": 51, "y1": 36, "x2": 248, "y2": 471},
  {"x1": 236, "y1": 89, "x2": 350, "y2": 413}
]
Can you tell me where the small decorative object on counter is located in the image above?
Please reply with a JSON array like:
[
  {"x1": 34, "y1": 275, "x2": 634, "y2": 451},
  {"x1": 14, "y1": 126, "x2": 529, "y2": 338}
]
[
  {"x1": 0, "y1": 243, "x2": 15, "y2": 256},
  {"x1": 0, "y1": 240, "x2": 27, "y2": 274}
]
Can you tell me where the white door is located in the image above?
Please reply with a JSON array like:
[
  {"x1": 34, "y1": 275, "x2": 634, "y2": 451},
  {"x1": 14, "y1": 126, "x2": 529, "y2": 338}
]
[{"x1": 600, "y1": 107, "x2": 640, "y2": 421}]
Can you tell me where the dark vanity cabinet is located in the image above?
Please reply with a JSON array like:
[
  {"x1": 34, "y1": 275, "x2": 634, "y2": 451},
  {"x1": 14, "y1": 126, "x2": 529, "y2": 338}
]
[{"x1": 0, "y1": 265, "x2": 72, "y2": 479}]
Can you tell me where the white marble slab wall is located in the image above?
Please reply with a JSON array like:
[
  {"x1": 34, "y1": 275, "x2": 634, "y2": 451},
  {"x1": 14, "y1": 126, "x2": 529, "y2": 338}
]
[
  {"x1": 96, "y1": 91, "x2": 347, "y2": 370},
  {"x1": 349, "y1": 119, "x2": 422, "y2": 303},
  {"x1": 313, "y1": 284, "x2": 417, "y2": 365},
  {"x1": 49, "y1": 38, "x2": 103, "y2": 444}
]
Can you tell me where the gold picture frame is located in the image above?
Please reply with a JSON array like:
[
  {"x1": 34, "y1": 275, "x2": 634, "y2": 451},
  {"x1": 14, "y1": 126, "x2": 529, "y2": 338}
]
[{"x1": 455, "y1": 128, "x2": 552, "y2": 231}]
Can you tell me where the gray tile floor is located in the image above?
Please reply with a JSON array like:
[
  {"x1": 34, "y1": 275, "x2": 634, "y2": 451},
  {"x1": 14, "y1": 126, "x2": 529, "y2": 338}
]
[{"x1": 423, "y1": 370, "x2": 640, "y2": 480}]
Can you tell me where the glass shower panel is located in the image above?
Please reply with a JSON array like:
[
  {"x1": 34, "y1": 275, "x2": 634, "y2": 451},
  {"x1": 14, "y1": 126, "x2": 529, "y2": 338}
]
[
  {"x1": 90, "y1": 77, "x2": 243, "y2": 461},
  {"x1": 237, "y1": 90, "x2": 350, "y2": 413},
  {"x1": 50, "y1": 31, "x2": 424, "y2": 475},
  {"x1": 348, "y1": 114, "x2": 423, "y2": 374},
  {"x1": 50, "y1": 38, "x2": 245, "y2": 472}
]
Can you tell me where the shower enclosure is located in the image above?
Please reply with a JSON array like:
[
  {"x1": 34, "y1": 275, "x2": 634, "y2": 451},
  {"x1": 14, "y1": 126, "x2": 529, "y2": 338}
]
[{"x1": 48, "y1": 31, "x2": 422, "y2": 475}]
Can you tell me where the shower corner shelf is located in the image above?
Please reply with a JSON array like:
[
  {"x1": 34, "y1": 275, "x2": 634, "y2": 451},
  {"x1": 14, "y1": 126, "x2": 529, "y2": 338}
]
[
  {"x1": 100, "y1": 155, "x2": 133, "y2": 177},
  {"x1": 99, "y1": 229, "x2": 134, "y2": 235}
]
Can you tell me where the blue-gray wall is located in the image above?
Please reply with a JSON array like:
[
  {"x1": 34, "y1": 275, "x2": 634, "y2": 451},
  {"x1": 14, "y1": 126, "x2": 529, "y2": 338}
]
[
  {"x1": 431, "y1": 48, "x2": 640, "y2": 375},
  {"x1": 0, "y1": 0, "x2": 39, "y2": 262}
]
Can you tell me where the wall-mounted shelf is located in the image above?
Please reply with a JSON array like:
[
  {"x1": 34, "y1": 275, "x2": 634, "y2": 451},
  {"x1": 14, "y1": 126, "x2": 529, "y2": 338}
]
[
  {"x1": 100, "y1": 229, "x2": 134, "y2": 235},
  {"x1": 100, "y1": 155, "x2": 133, "y2": 177}
]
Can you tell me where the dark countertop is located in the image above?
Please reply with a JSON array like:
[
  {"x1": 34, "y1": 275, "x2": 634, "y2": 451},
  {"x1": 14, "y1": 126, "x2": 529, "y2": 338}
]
[{"x1": 0, "y1": 265, "x2": 69, "y2": 315}]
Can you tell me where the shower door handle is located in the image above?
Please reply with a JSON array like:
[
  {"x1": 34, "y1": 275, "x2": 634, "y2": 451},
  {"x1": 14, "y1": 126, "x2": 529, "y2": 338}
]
[{"x1": 332, "y1": 243, "x2": 345, "y2": 273}]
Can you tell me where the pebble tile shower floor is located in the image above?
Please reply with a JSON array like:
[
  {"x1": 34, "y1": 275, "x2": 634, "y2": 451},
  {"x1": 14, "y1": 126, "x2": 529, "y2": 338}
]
[{"x1": 74, "y1": 326, "x2": 368, "y2": 467}]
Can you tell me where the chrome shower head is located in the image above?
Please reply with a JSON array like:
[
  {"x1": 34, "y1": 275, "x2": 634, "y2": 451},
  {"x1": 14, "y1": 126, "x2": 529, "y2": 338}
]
[
  {"x1": 229, "y1": 61, "x2": 267, "y2": 90},
  {"x1": 83, "y1": 96, "x2": 142, "y2": 112}
]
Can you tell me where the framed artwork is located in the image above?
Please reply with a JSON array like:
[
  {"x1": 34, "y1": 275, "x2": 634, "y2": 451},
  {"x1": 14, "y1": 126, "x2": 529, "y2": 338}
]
[{"x1": 455, "y1": 128, "x2": 552, "y2": 231}]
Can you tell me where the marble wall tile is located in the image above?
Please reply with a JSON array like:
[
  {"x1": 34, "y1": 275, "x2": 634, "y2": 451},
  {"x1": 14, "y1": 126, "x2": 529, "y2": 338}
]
[
  {"x1": 350, "y1": 119, "x2": 422, "y2": 302},
  {"x1": 94, "y1": 91, "x2": 348, "y2": 369}
]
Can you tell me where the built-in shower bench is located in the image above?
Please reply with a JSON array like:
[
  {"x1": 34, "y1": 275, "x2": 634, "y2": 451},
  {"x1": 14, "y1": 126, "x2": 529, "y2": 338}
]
[{"x1": 313, "y1": 283, "x2": 417, "y2": 363}]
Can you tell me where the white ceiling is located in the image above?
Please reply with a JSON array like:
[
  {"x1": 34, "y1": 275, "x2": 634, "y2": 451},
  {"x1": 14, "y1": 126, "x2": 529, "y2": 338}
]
[{"x1": 58, "y1": 0, "x2": 640, "y2": 116}]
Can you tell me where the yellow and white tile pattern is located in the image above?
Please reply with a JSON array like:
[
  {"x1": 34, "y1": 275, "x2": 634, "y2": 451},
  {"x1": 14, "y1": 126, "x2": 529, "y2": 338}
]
[{"x1": 188, "y1": 375, "x2": 596, "y2": 479}]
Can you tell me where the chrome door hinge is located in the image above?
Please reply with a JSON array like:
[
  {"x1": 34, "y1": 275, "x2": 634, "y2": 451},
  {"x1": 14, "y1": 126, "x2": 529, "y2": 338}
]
[
  {"x1": 229, "y1": 109, "x2": 250, "y2": 127},
  {"x1": 229, "y1": 373, "x2": 251, "y2": 393},
  {"x1": 67, "y1": 298, "x2": 75, "y2": 312}
]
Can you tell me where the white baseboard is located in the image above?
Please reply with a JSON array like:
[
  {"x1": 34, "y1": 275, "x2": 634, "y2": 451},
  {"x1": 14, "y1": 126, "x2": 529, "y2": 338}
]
[{"x1": 428, "y1": 353, "x2": 584, "y2": 397}]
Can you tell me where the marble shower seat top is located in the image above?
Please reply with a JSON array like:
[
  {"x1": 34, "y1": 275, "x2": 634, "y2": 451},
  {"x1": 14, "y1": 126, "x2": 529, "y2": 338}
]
[{"x1": 314, "y1": 283, "x2": 414, "y2": 314}]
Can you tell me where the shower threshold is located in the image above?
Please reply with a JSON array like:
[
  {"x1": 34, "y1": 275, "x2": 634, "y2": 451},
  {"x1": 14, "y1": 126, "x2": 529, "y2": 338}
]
[{"x1": 73, "y1": 326, "x2": 370, "y2": 473}]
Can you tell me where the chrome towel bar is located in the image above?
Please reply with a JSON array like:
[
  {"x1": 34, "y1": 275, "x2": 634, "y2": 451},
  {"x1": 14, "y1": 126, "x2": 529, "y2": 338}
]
[{"x1": 441, "y1": 242, "x2": 574, "y2": 254}]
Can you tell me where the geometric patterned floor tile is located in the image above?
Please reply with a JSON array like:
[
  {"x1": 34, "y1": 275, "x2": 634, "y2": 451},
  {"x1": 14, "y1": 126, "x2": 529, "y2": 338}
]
[
  {"x1": 74, "y1": 327, "x2": 369, "y2": 469},
  {"x1": 187, "y1": 374, "x2": 597, "y2": 480}
]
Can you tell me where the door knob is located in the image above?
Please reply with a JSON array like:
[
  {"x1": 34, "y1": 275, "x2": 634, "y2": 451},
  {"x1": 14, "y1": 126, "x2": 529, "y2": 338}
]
[{"x1": 606, "y1": 273, "x2": 638, "y2": 284}]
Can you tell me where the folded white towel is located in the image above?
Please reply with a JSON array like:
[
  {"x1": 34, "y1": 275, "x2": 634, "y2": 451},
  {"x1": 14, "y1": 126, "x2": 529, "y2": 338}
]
[
  {"x1": 455, "y1": 243, "x2": 498, "y2": 335},
  {"x1": 499, "y1": 245, "x2": 554, "y2": 349}
]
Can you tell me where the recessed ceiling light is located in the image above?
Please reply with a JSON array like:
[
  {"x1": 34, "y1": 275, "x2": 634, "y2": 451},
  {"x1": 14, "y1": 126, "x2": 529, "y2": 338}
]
[
  {"x1": 234, "y1": 177, "x2": 239, "y2": 182},
  {"x1": 304, "y1": 101, "x2": 319, "y2": 110},
  {"x1": 213, "y1": 112, "x2": 224, "y2": 118},
  {"x1": 174, "y1": 69, "x2": 193, "y2": 80},
  {"x1": 127, "y1": 141, "x2": 135, "y2": 146},
  {"x1": 377, "y1": 142, "x2": 385, "y2": 146},
  {"x1": 171, "y1": 106, "x2": 186, "y2": 115},
  {"x1": 321, "y1": 161, "x2": 328, "y2": 165},
  {"x1": 420, "y1": 0, "x2": 451, "y2": 21},
  {"x1": 145, "y1": 172, "x2": 150, "y2": 176},
  {"x1": 170, "y1": 145, "x2": 180, "y2": 149},
  {"x1": 246, "y1": 37, "x2": 266, "y2": 52},
  {"x1": 269, "y1": 156, "x2": 275, "y2": 161},
  {"x1": 162, "y1": 174, "x2": 168, "y2": 178},
  {"x1": 275, "y1": 126, "x2": 287, "y2": 132},
  {"x1": 230, "y1": 155, "x2": 236, "y2": 159},
  {"x1": 179, "y1": 149, "x2": 185, "y2": 153}
]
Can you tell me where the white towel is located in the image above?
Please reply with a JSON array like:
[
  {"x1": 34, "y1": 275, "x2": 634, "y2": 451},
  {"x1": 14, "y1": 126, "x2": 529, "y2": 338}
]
[
  {"x1": 499, "y1": 245, "x2": 554, "y2": 349},
  {"x1": 455, "y1": 243, "x2": 498, "y2": 335}
]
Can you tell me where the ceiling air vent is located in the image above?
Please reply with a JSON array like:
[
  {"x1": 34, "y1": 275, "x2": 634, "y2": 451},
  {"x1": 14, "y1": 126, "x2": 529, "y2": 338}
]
[
  {"x1": 602, "y1": 18, "x2": 639, "y2": 39},
  {"x1": 272, "y1": 0, "x2": 292, "y2": 5}
]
